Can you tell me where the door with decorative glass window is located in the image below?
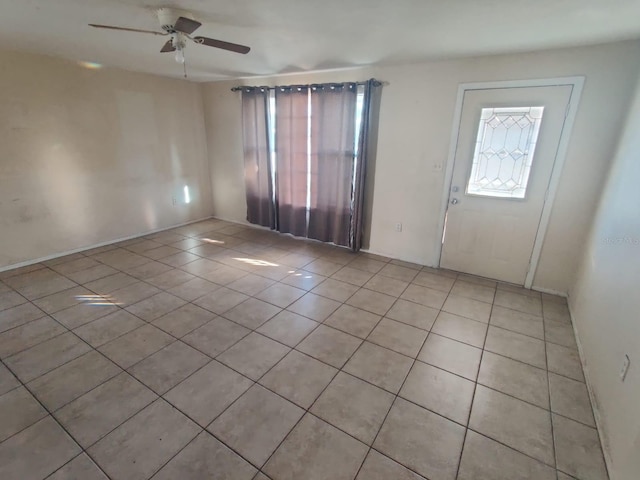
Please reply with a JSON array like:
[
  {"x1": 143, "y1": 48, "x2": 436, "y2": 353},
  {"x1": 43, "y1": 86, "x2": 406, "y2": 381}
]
[{"x1": 440, "y1": 85, "x2": 572, "y2": 285}]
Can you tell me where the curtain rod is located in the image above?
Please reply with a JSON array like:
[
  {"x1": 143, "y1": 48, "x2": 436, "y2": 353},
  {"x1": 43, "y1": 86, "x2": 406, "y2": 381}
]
[{"x1": 230, "y1": 78, "x2": 383, "y2": 92}]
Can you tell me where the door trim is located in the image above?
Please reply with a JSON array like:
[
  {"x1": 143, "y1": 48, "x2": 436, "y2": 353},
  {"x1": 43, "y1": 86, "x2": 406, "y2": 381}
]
[{"x1": 436, "y1": 76, "x2": 585, "y2": 288}]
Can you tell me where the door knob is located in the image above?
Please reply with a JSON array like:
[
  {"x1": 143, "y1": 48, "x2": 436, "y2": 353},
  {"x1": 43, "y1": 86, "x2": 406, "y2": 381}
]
[{"x1": 450, "y1": 198, "x2": 459, "y2": 205}]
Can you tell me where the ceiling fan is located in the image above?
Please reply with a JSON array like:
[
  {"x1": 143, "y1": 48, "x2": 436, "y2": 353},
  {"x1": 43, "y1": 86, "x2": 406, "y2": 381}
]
[{"x1": 89, "y1": 8, "x2": 250, "y2": 66}]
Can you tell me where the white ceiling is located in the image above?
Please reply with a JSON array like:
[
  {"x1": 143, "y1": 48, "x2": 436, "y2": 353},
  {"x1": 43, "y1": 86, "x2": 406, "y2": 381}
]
[{"x1": 2, "y1": 0, "x2": 640, "y2": 82}]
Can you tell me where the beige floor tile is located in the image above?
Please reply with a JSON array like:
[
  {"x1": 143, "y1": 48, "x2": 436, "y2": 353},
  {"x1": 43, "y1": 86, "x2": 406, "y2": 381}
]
[
  {"x1": 259, "y1": 350, "x2": 337, "y2": 408},
  {"x1": 412, "y1": 271, "x2": 456, "y2": 292},
  {"x1": 549, "y1": 372, "x2": 595, "y2": 426},
  {"x1": 142, "y1": 245, "x2": 182, "y2": 261},
  {"x1": 98, "y1": 324, "x2": 174, "y2": 369},
  {"x1": 227, "y1": 274, "x2": 276, "y2": 296},
  {"x1": 332, "y1": 266, "x2": 374, "y2": 287},
  {"x1": 400, "y1": 361, "x2": 475, "y2": 425},
  {"x1": 152, "y1": 303, "x2": 216, "y2": 338},
  {"x1": 264, "y1": 414, "x2": 368, "y2": 480},
  {"x1": 55, "y1": 372, "x2": 156, "y2": 447},
  {"x1": 469, "y1": 385, "x2": 554, "y2": 465},
  {"x1": 164, "y1": 360, "x2": 252, "y2": 427},
  {"x1": 542, "y1": 300, "x2": 572, "y2": 324},
  {"x1": 311, "y1": 372, "x2": 394, "y2": 444},
  {"x1": 193, "y1": 287, "x2": 249, "y2": 315},
  {"x1": 257, "y1": 310, "x2": 318, "y2": 347},
  {"x1": 546, "y1": 342, "x2": 585, "y2": 381},
  {"x1": 297, "y1": 325, "x2": 362, "y2": 368},
  {"x1": 28, "y1": 350, "x2": 121, "y2": 411},
  {"x1": 181, "y1": 317, "x2": 250, "y2": 357},
  {"x1": 385, "y1": 299, "x2": 438, "y2": 330},
  {"x1": 5, "y1": 331, "x2": 91, "y2": 382},
  {"x1": 363, "y1": 274, "x2": 409, "y2": 297},
  {"x1": 418, "y1": 334, "x2": 482, "y2": 381},
  {"x1": 153, "y1": 432, "x2": 257, "y2": 480},
  {"x1": 374, "y1": 398, "x2": 465, "y2": 480},
  {"x1": 490, "y1": 305, "x2": 544, "y2": 339},
  {"x1": 52, "y1": 301, "x2": 120, "y2": 330},
  {"x1": 494, "y1": 290, "x2": 542, "y2": 317},
  {"x1": 288, "y1": 292, "x2": 342, "y2": 321},
  {"x1": 210, "y1": 384, "x2": 304, "y2": 466},
  {"x1": 109, "y1": 281, "x2": 161, "y2": 307},
  {"x1": 146, "y1": 269, "x2": 195, "y2": 289},
  {"x1": 400, "y1": 284, "x2": 448, "y2": 309},
  {"x1": 346, "y1": 288, "x2": 397, "y2": 315},
  {"x1": 223, "y1": 298, "x2": 282, "y2": 329},
  {"x1": 0, "y1": 362, "x2": 20, "y2": 396},
  {"x1": 129, "y1": 341, "x2": 210, "y2": 394},
  {"x1": 0, "y1": 416, "x2": 81, "y2": 480},
  {"x1": 450, "y1": 280, "x2": 496, "y2": 303},
  {"x1": 0, "y1": 303, "x2": 45, "y2": 333},
  {"x1": 166, "y1": 277, "x2": 219, "y2": 301},
  {"x1": 477, "y1": 351, "x2": 549, "y2": 409},
  {"x1": 0, "y1": 386, "x2": 48, "y2": 441},
  {"x1": 88, "y1": 399, "x2": 200, "y2": 480},
  {"x1": 431, "y1": 311, "x2": 487, "y2": 348},
  {"x1": 74, "y1": 310, "x2": 144, "y2": 348},
  {"x1": 280, "y1": 269, "x2": 327, "y2": 290},
  {"x1": 54, "y1": 260, "x2": 114, "y2": 282},
  {"x1": 348, "y1": 257, "x2": 387, "y2": 274},
  {"x1": 125, "y1": 261, "x2": 174, "y2": 280},
  {"x1": 217, "y1": 332, "x2": 290, "y2": 380},
  {"x1": 0, "y1": 316, "x2": 67, "y2": 357},
  {"x1": 356, "y1": 450, "x2": 427, "y2": 479},
  {"x1": 18, "y1": 276, "x2": 78, "y2": 301},
  {"x1": 442, "y1": 294, "x2": 492, "y2": 323},
  {"x1": 458, "y1": 430, "x2": 556, "y2": 480},
  {"x1": 343, "y1": 341, "x2": 413, "y2": 394},
  {"x1": 125, "y1": 292, "x2": 186, "y2": 321},
  {"x1": 379, "y1": 263, "x2": 419, "y2": 282},
  {"x1": 48, "y1": 453, "x2": 108, "y2": 480},
  {"x1": 368, "y1": 318, "x2": 427, "y2": 357},
  {"x1": 324, "y1": 304, "x2": 381, "y2": 338},
  {"x1": 456, "y1": 274, "x2": 497, "y2": 288},
  {"x1": 311, "y1": 278, "x2": 359, "y2": 302},
  {"x1": 278, "y1": 252, "x2": 316, "y2": 269},
  {"x1": 255, "y1": 283, "x2": 306, "y2": 308},
  {"x1": 305, "y1": 259, "x2": 344, "y2": 277},
  {"x1": 84, "y1": 273, "x2": 139, "y2": 295},
  {"x1": 544, "y1": 320, "x2": 578, "y2": 349},
  {"x1": 497, "y1": 282, "x2": 542, "y2": 298},
  {"x1": 553, "y1": 414, "x2": 608, "y2": 480},
  {"x1": 32, "y1": 286, "x2": 92, "y2": 314},
  {"x1": 485, "y1": 326, "x2": 546, "y2": 369}
]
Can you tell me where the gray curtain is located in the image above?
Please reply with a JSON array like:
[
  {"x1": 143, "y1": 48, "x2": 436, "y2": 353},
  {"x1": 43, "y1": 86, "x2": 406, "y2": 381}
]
[
  {"x1": 241, "y1": 88, "x2": 275, "y2": 228},
  {"x1": 308, "y1": 84, "x2": 358, "y2": 247},
  {"x1": 351, "y1": 79, "x2": 382, "y2": 251},
  {"x1": 275, "y1": 87, "x2": 309, "y2": 237}
]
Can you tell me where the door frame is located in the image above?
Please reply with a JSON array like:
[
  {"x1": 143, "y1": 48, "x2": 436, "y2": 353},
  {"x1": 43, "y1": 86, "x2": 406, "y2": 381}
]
[{"x1": 436, "y1": 76, "x2": 585, "y2": 288}]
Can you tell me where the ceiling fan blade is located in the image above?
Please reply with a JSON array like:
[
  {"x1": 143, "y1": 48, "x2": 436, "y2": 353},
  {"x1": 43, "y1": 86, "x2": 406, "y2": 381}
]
[
  {"x1": 193, "y1": 36, "x2": 250, "y2": 54},
  {"x1": 89, "y1": 24, "x2": 167, "y2": 36},
  {"x1": 160, "y1": 40, "x2": 176, "y2": 53},
  {"x1": 174, "y1": 17, "x2": 201, "y2": 34}
]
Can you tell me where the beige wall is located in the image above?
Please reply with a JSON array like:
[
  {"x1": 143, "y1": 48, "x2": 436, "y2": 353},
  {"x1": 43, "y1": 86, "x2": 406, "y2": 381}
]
[
  {"x1": 0, "y1": 50, "x2": 212, "y2": 269},
  {"x1": 202, "y1": 40, "x2": 640, "y2": 293},
  {"x1": 569, "y1": 75, "x2": 640, "y2": 480}
]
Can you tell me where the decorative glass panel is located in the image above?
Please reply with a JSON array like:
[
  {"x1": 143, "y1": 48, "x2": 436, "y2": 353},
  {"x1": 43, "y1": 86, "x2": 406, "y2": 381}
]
[{"x1": 466, "y1": 106, "x2": 544, "y2": 199}]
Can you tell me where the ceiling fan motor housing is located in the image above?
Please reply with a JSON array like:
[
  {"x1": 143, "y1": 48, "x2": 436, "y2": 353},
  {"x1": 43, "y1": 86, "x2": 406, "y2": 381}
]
[{"x1": 156, "y1": 7, "x2": 195, "y2": 33}]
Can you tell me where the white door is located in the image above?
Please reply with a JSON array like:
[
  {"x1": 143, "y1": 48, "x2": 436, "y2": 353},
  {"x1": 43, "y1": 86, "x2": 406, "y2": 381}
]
[{"x1": 440, "y1": 85, "x2": 573, "y2": 285}]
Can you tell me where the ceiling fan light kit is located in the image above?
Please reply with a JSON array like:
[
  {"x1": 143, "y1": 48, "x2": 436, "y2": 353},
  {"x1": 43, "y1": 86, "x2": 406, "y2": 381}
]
[{"x1": 89, "y1": 6, "x2": 250, "y2": 75}]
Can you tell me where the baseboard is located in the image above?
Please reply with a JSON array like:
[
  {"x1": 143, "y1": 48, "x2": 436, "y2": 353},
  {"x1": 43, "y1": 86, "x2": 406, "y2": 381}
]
[
  {"x1": 0, "y1": 215, "x2": 215, "y2": 274},
  {"x1": 566, "y1": 299, "x2": 614, "y2": 479},
  {"x1": 531, "y1": 286, "x2": 569, "y2": 297}
]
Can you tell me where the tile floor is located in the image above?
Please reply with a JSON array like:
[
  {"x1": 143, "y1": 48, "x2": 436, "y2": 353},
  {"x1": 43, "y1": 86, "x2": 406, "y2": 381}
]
[{"x1": 0, "y1": 218, "x2": 608, "y2": 480}]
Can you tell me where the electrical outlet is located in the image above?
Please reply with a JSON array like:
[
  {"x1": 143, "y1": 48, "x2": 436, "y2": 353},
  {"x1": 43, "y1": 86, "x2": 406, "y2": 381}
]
[
  {"x1": 395, "y1": 222, "x2": 402, "y2": 232},
  {"x1": 433, "y1": 163, "x2": 443, "y2": 172},
  {"x1": 620, "y1": 354, "x2": 630, "y2": 382},
  {"x1": 171, "y1": 196, "x2": 177, "y2": 206}
]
